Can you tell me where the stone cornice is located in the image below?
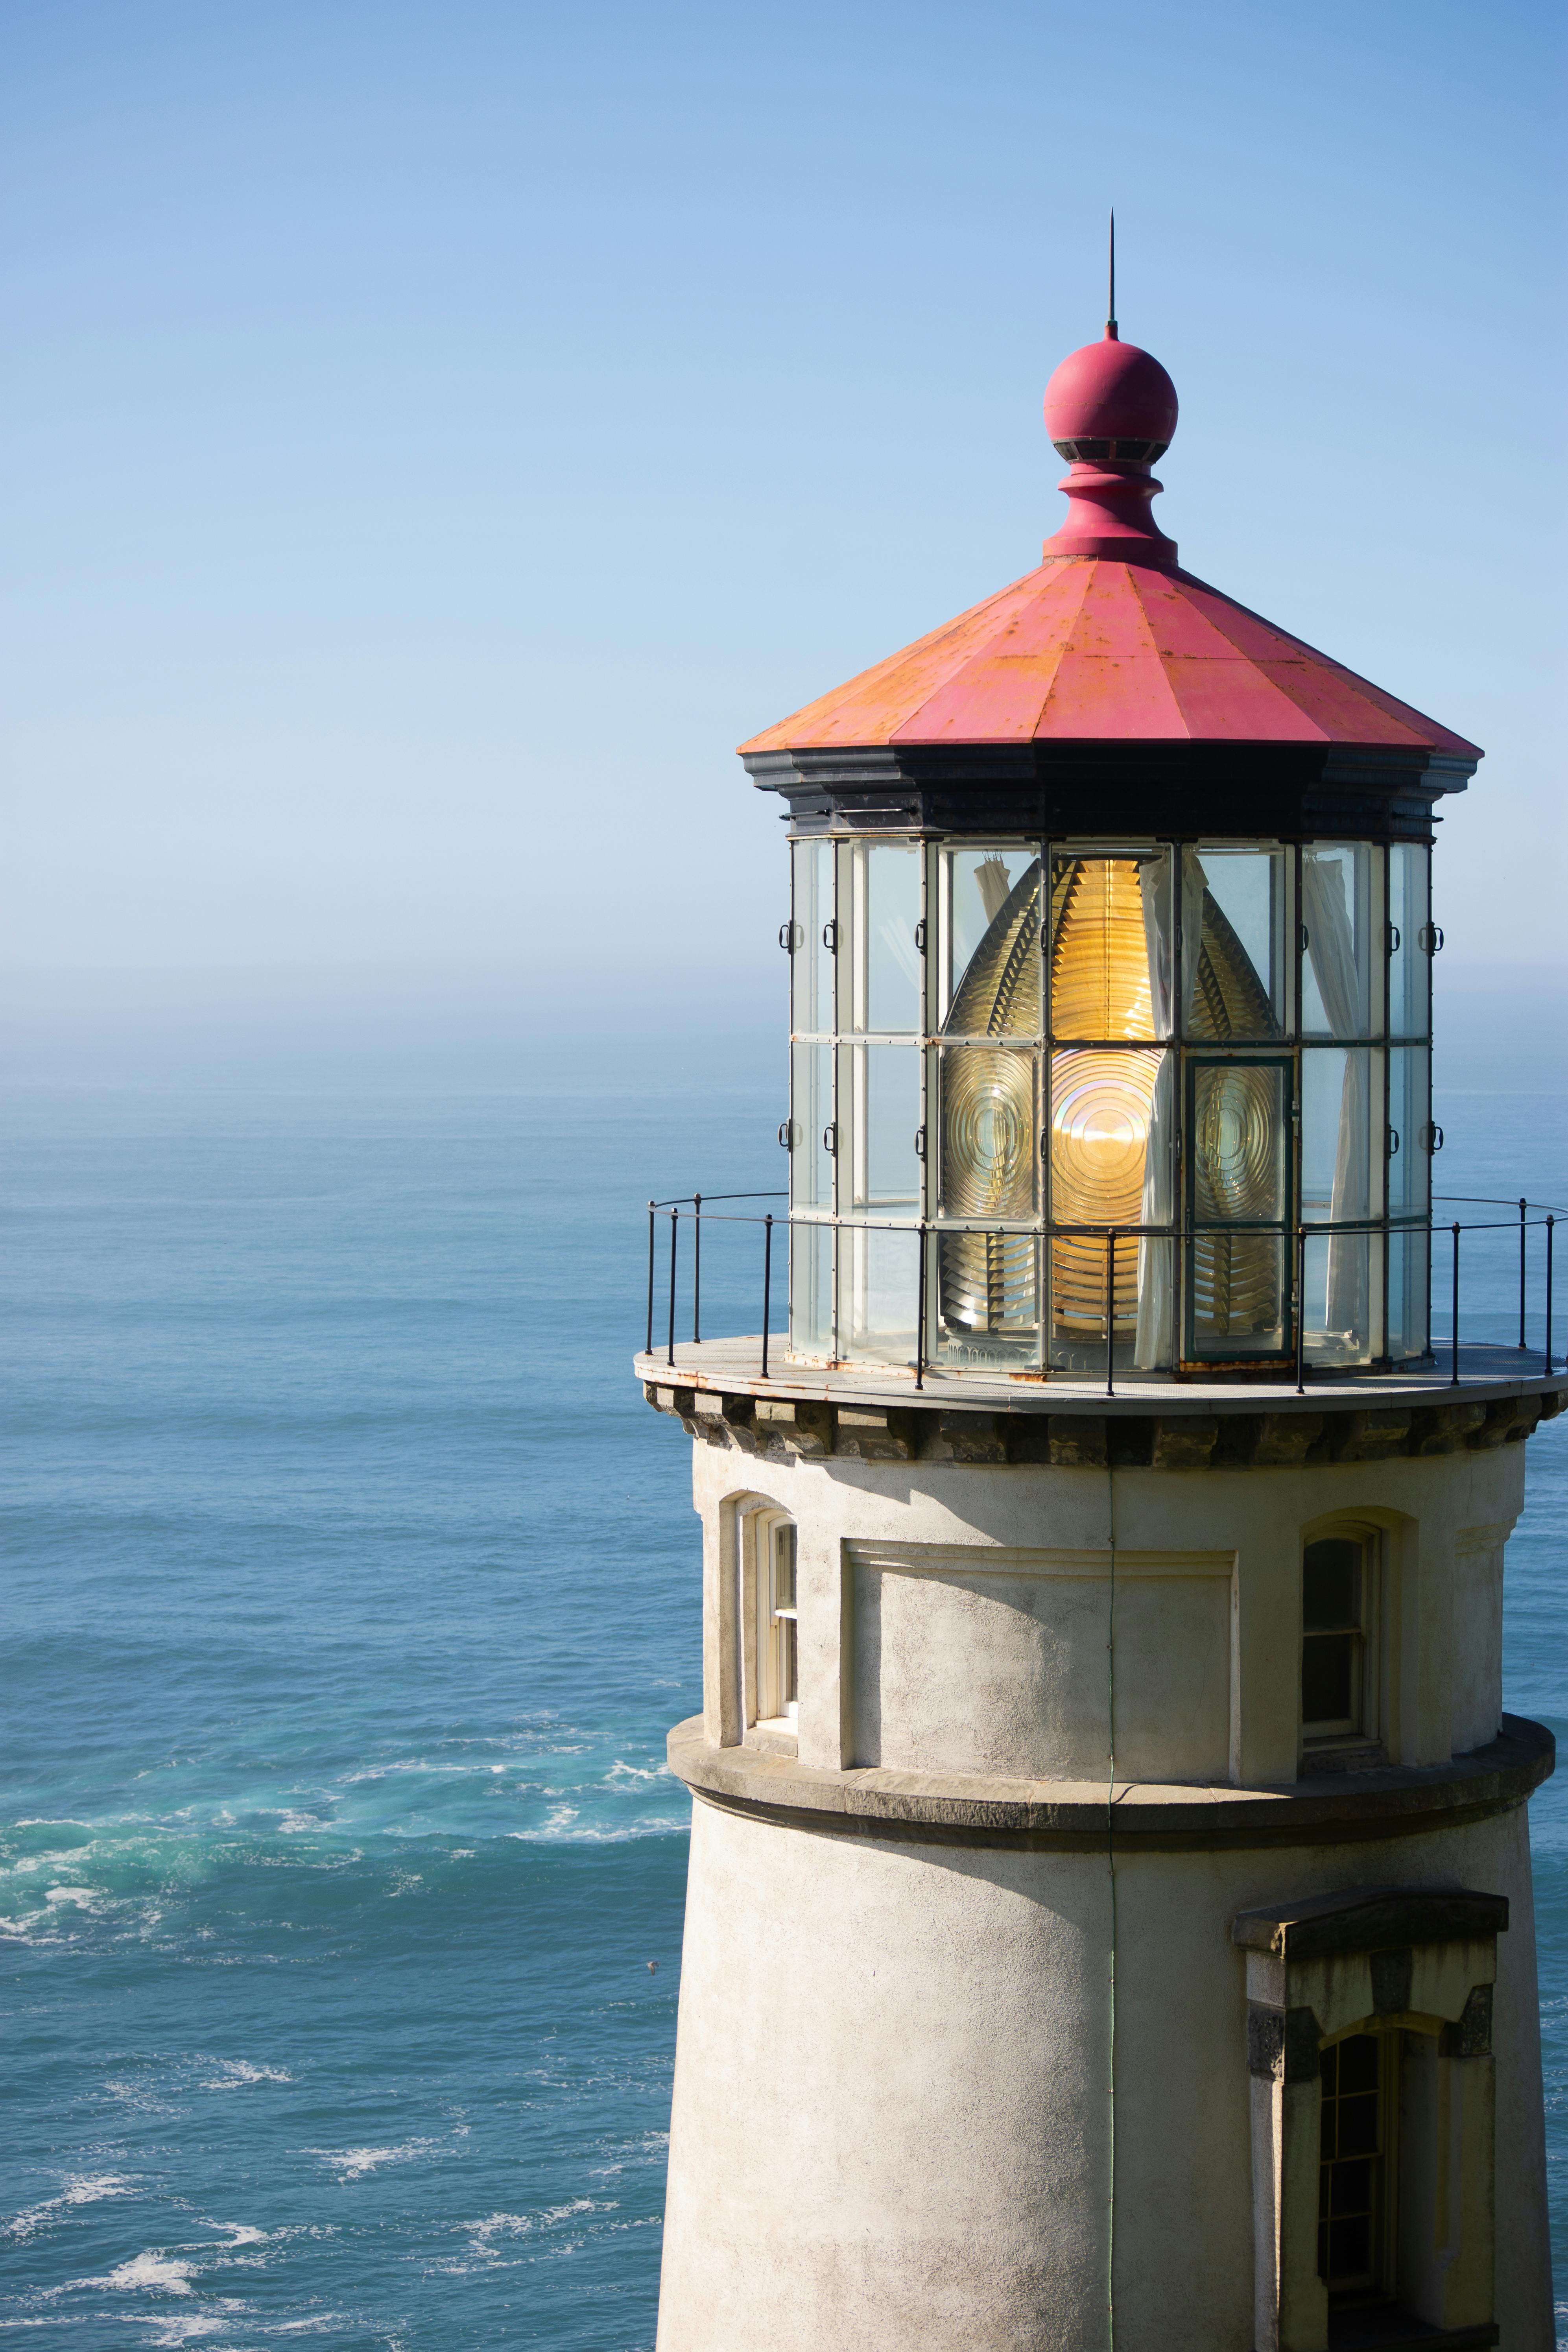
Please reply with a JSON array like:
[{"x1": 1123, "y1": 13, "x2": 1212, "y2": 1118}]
[
  {"x1": 641, "y1": 1367, "x2": 1566, "y2": 1472},
  {"x1": 667, "y1": 1714, "x2": 1555, "y2": 1854}
]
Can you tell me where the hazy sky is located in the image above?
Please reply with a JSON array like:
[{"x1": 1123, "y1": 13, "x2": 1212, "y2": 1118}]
[{"x1": 2, "y1": 0, "x2": 1562, "y2": 976}]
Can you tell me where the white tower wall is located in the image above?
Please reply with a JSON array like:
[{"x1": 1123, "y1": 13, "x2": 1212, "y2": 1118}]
[
  {"x1": 658, "y1": 1802, "x2": 1545, "y2": 2352},
  {"x1": 641, "y1": 1380, "x2": 1561, "y2": 2352}
]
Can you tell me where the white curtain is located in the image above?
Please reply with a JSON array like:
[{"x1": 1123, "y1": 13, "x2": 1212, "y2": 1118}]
[
  {"x1": 1134, "y1": 850, "x2": 1206, "y2": 1368},
  {"x1": 1302, "y1": 850, "x2": 1370, "y2": 1342}
]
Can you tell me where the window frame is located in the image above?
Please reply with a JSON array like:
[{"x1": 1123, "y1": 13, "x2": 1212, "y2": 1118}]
[
  {"x1": 736, "y1": 1502, "x2": 799, "y2": 1738},
  {"x1": 1301, "y1": 1526, "x2": 1382, "y2": 1760},
  {"x1": 1317, "y1": 2026, "x2": 1401, "y2": 2305}
]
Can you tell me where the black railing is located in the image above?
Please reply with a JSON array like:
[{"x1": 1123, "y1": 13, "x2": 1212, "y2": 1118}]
[{"x1": 643, "y1": 1194, "x2": 1564, "y2": 1392}]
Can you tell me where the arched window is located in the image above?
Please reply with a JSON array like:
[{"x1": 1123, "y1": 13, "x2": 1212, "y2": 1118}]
[
  {"x1": 732, "y1": 1501, "x2": 799, "y2": 1738},
  {"x1": 1301, "y1": 1527, "x2": 1382, "y2": 1766}
]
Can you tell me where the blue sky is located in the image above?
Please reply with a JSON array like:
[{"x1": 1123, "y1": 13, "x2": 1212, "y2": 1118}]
[{"x1": 1, "y1": 0, "x2": 1562, "y2": 976}]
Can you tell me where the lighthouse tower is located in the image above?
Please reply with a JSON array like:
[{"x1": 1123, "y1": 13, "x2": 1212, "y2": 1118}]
[{"x1": 636, "y1": 313, "x2": 1562, "y2": 2352}]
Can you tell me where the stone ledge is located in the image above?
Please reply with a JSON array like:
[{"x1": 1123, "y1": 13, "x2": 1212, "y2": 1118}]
[
  {"x1": 665, "y1": 1715, "x2": 1554, "y2": 1853},
  {"x1": 642, "y1": 1375, "x2": 1566, "y2": 1470},
  {"x1": 1232, "y1": 1885, "x2": 1510, "y2": 1960}
]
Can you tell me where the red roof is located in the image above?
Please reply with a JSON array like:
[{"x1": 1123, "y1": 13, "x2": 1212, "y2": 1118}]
[{"x1": 739, "y1": 555, "x2": 1481, "y2": 760}]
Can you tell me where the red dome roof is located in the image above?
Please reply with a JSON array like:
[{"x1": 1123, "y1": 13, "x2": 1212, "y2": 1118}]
[
  {"x1": 1043, "y1": 330, "x2": 1178, "y2": 453},
  {"x1": 738, "y1": 557, "x2": 1480, "y2": 758}
]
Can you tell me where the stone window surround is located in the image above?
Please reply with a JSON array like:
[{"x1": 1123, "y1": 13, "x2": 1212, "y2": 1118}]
[{"x1": 1234, "y1": 1886, "x2": 1506, "y2": 2352}]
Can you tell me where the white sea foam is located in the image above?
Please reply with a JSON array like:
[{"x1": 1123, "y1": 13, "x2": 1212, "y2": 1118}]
[
  {"x1": 105, "y1": 2075, "x2": 182, "y2": 2114},
  {"x1": 603, "y1": 1760, "x2": 671, "y2": 1783},
  {"x1": 312, "y1": 2138, "x2": 437, "y2": 2180},
  {"x1": 100, "y1": 2249, "x2": 197, "y2": 2293},
  {"x1": 503, "y1": 1815, "x2": 686, "y2": 1845},
  {"x1": 142, "y1": 2315, "x2": 237, "y2": 2346},
  {"x1": 464, "y1": 2198, "x2": 609, "y2": 2256},
  {"x1": 197, "y1": 2061, "x2": 293, "y2": 2090},
  {"x1": 4, "y1": 2172, "x2": 137, "y2": 2241}
]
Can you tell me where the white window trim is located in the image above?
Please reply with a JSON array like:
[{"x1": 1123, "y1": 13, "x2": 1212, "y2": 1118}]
[{"x1": 735, "y1": 1502, "x2": 799, "y2": 1741}]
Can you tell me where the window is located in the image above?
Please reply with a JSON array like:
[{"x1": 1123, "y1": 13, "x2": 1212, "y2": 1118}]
[
  {"x1": 1319, "y1": 2031, "x2": 1395, "y2": 2302},
  {"x1": 784, "y1": 832, "x2": 1434, "y2": 1378},
  {"x1": 1302, "y1": 1533, "x2": 1376, "y2": 1751},
  {"x1": 759, "y1": 1521, "x2": 798, "y2": 1726},
  {"x1": 1236, "y1": 1885, "x2": 1505, "y2": 2350}
]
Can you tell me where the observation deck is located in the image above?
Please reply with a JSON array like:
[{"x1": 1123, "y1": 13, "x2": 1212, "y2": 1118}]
[{"x1": 636, "y1": 1334, "x2": 1568, "y2": 1465}]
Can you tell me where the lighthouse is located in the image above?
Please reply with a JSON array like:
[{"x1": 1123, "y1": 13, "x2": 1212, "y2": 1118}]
[{"x1": 636, "y1": 309, "x2": 1562, "y2": 2351}]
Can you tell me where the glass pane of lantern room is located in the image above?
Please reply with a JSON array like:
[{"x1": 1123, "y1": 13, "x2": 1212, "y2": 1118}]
[
  {"x1": 1190, "y1": 1232, "x2": 1288, "y2": 1356},
  {"x1": 935, "y1": 1231, "x2": 1040, "y2": 1370},
  {"x1": 1190, "y1": 1061, "x2": 1291, "y2": 1225},
  {"x1": 1301, "y1": 844, "x2": 1381, "y2": 1040},
  {"x1": 840, "y1": 1044, "x2": 922, "y2": 1219},
  {"x1": 1301, "y1": 1048, "x2": 1381, "y2": 1227},
  {"x1": 1187, "y1": 847, "x2": 1287, "y2": 1040},
  {"x1": 790, "y1": 1042, "x2": 833, "y2": 1212},
  {"x1": 838, "y1": 1224, "x2": 920, "y2": 1364},
  {"x1": 791, "y1": 838, "x2": 836, "y2": 1036},
  {"x1": 1186, "y1": 1060, "x2": 1290, "y2": 1359},
  {"x1": 1388, "y1": 845, "x2": 1431, "y2": 1039},
  {"x1": 840, "y1": 841, "x2": 922, "y2": 1033},
  {"x1": 938, "y1": 846, "x2": 1042, "y2": 1035},
  {"x1": 938, "y1": 1046, "x2": 1038, "y2": 1219},
  {"x1": 1303, "y1": 1230, "x2": 1383, "y2": 1366},
  {"x1": 1050, "y1": 856, "x2": 1158, "y2": 1040},
  {"x1": 1388, "y1": 1048, "x2": 1430, "y2": 1218},
  {"x1": 1048, "y1": 1046, "x2": 1164, "y2": 1369},
  {"x1": 788, "y1": 1220, "x2": 834, "y2": 1359},
  {"x1": 1387, "y1": 1225, "x2": 1430, "y2": 1362}
]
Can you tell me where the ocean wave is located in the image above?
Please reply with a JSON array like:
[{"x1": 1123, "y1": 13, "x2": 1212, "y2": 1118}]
[
  {"x1": 463, "y1": 2199, "x2": 610, "y2": 2258},
  {"x1": 3, "y1": 2173, "x2": 138, "y2": 2242},
  {"x1": 141, "y1": 2317, "x2": 245, "y2": 2348},
  {"x1": 503, "y1": 1816, "x2": 687, "y2": 1845},
  {"x1": 94, "y1": 2250, "x2": 197, "y2": 2294},
  {"x1": 196, "y1": 2062, "x2": 293, "y2": 2091},
  {"x1": 310, "y1": 2139, "x2": 439, "y2": 2182}
]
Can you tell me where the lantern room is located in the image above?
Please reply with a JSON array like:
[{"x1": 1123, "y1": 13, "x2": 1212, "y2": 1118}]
[{"x1": 743, "y1": 324, "x2": 1478, "y2": 1381}]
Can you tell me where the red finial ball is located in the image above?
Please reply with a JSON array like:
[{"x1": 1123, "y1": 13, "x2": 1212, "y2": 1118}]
[{"x1": 1042, "y1": 331, "x2": 1178, "y2": 464}]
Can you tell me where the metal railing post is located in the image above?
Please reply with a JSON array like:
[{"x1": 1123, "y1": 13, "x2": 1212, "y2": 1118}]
[
  {"x1": 1518, "y1": 1196, "x2": 1527, "y2": 1349},
  {"x1": 1295, "y1": 1227, "x2": 1307, "y2": 1394},
  {"x1": 693, "y1": 1193, "x2": 702, "y2": 1345},
  {"x1": 646, "y1": 1201, "x2": 656, "y2": 1356},
  {"x1": 915, "y1": 1226, "x2": 927, "y2": 1391},
  {"x1": 1450, "y1": 1221, "x2": 1461, "y2": 1387},
  {"x1": 667, "y1": 1208, "x2": 679, "y2": 1368},
  {"x1": 760, "y1": 1214, "x2": 773, "y2": 1380},
  {"x1": 1105, "y1": 1230, "x2": 1116, "y2": 1398},
  {"x1": 1547, "y1": 1215, "x2": 1555, "y2": 1375}
]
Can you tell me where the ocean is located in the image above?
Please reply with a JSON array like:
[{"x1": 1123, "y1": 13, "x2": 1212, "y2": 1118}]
[{"x1": 3, "y1": 997, "x2": 1564, "y2": 2348}]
